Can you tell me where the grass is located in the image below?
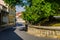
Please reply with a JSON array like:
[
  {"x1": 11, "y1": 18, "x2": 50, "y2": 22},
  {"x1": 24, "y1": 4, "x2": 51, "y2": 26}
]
[{"x1": 52, "y1": 23, "x2": 60, "y2": 26}]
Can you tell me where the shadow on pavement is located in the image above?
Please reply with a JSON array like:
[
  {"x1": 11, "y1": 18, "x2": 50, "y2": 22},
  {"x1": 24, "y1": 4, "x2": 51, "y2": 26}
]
[{"x1": 0, "y1": 28, "x2": 23, "y2": 40}]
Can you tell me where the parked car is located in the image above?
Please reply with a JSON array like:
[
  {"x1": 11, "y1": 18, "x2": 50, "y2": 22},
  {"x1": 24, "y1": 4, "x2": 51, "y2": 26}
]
[
  {"x1": 16, "y1": 22, "x2": 27, "y2": 31},
  {"x1": 18, "y1": 23, "x2": 25, "y2": 31}
]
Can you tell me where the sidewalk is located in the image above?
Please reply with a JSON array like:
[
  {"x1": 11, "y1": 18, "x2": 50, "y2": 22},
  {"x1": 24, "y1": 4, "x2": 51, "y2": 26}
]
[{"x1": 0, "y1": 23, "x2": 15, "y2": 32}]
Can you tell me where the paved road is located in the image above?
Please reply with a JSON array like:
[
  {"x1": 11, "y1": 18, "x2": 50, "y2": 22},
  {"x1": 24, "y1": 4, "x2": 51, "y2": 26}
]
[
  {"x1": 0, "y1": 27, "x2": 60, "y2": 40},
  {"x1": 0, "y1": 18, "x2": 60, "y2": 40}
]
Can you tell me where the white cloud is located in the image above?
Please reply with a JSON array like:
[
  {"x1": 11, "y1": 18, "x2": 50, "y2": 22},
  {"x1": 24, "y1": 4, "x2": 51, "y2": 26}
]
[{"x1": 15, "y1": 5, "x2": 25, "y2": 13}]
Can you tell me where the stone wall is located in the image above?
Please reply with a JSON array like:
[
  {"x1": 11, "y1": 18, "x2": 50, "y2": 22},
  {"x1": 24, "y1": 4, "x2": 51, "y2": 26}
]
[{"x1": 28, "y1": 26, "x2": 60, "y2": 38}]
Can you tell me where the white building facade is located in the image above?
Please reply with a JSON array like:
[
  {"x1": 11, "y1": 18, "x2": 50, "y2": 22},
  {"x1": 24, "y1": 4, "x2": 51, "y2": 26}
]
[{"x1": 0, "y1": 0, "x2": 16, "y2": 26}]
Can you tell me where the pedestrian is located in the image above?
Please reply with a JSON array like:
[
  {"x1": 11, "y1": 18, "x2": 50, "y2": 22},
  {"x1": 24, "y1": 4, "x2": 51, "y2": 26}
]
[{"x1": 25, "y1": 21, "x2": 28, "y2": 31}]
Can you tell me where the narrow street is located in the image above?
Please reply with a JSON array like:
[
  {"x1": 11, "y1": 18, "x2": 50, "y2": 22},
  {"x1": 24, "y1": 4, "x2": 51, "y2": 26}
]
[
  {"x1": 0, "y1": 28, "x2": 59, "y2": 40},
  {"x1": 0, "y1": 0, "x2": 60, "y2": 40},
  {"x1": 0, "y1": 18, "x2": 60, "y2": 40}
]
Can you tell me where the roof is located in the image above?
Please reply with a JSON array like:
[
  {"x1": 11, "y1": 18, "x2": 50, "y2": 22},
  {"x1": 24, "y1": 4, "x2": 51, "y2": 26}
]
[
  {"x1": 16, "y1": 12, "x2": 22, "y2": 18},
  {"x1": 0, "y1": 0, "x2": 5, "y2": 6},
  {"x1": 0, "y1": 4, "x2": 7, "y2": 9},
  {"x1": 16, "y1": 12, "x2": 22, "y2": 16}
]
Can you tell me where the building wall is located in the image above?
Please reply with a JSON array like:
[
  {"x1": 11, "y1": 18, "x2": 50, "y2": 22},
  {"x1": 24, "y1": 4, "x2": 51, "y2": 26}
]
[
  {"x1": 0, "y1": 0, "x2": 16, "y2": 25},
  {"x1": 0, "y1": 0, "x2": 9, "y2": 24},
  {"x1": 2, "y1": 15, "x2": 9, "y2": 24},
  {"x1": 8, "y1": 8, "x2": 16, "y2": 24},
  {"x1": 0, "y1": 0, "x2": 5, "y2": 6}
]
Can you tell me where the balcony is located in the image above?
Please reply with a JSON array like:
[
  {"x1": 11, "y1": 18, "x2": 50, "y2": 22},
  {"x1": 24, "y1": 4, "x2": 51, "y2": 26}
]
[{"x1": 0, "y1": 4, "x2": 8, "y2": 13}]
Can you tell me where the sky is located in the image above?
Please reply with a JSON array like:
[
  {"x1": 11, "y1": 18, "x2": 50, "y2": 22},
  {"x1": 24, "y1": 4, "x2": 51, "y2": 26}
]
[
  {"x1": 15, "y1": 5, "x2": 25, "y2": 13},
  {"x1": 15, "y1": 0, "x2": 27, "y2": 13},
  {"x1": 0, "y1": 0, "x2": 26, "y2": 13}
]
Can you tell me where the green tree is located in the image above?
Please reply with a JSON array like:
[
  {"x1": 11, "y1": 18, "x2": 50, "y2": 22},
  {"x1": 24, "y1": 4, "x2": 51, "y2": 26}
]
[
  {"x1": 3, "y1": 0, "x2": 23, "y2": 7},
  {"x1": 22, "y1": 0, "x2": 60, "y2": 25}
]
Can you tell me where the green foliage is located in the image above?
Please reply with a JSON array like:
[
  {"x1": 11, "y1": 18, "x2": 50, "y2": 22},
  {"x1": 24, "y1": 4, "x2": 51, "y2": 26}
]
[
  {"x1": 3, "y1": 0, "x2": 23, "y2": 7},
  {"x1": 22, "y1": 0, "x2": 60, "y2": 24}
]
